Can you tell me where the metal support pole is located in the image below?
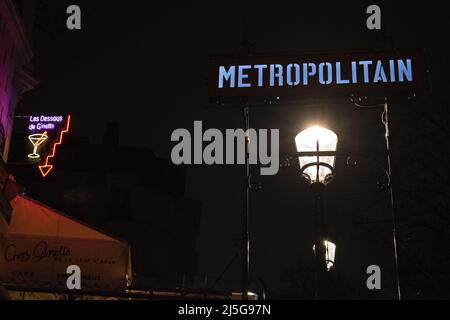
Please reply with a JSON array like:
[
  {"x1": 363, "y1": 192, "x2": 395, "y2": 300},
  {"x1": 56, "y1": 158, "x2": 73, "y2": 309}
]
[
  {"x1": 383, "y1": 102, "x2": 402, "y2": 300},
  {"x1": 242, "y1": 106, "x2": 250, "y2": 300},
  {"x1": 312, "y1": 182, "x2": 326, "y2": 300}
]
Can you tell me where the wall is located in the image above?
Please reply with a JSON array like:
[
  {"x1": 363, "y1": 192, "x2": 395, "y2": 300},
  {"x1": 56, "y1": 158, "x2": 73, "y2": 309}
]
[{"x1": 0, "y1": 0, "x2": 36, "y2": 161}]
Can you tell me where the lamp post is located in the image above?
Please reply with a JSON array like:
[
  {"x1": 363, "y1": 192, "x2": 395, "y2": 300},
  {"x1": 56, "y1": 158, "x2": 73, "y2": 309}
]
[{"x1": 295, "y1": 126, "x2": 338, "y2": 300}]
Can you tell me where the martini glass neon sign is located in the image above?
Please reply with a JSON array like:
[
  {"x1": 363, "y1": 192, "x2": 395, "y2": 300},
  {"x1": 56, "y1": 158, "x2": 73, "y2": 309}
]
[
  {"x1": 25, "y1": 115, "x2": 71, "y2": 177},
  {"x1": 28, "y1": 132, "x2": 48, "y2": 159}
]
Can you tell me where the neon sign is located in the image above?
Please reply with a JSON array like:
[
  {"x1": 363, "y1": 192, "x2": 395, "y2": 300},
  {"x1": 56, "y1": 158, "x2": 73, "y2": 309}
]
[
  {"x1": 39, "y1": 115, "x2": 71, "y2": 178},
  {"x1": 28, "y1": 116, "x2": 65, "y2": 132},
  {"x1": 28, "y1": 132, "x2": 48, "y2": 159}
]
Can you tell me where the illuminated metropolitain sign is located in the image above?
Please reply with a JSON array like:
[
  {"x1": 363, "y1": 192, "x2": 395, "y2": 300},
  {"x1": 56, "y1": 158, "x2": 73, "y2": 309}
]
[
  {"x1": 217, "y1": 59, "x2": 413, "y2": 89},
  {"x1": 209, "y1": 50, "x2": 429, "y2": 103}
]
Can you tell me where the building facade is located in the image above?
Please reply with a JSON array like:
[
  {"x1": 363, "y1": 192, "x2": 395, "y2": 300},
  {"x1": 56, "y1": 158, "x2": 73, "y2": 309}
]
[
  {"x1": 9, "y1": 123, "x2": 203, "y2": 290},
  {"x1": 0, "y1": 0, "x2": 37, "y2": 299},
  {"x1": 0, "y1": 0, "x2": 37, "y2": 161}
]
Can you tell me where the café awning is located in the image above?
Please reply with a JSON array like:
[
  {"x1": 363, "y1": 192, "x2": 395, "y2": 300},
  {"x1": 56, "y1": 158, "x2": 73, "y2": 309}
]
[{"x1": 0, "y1": 195, "x2": 132, "y2": 291}]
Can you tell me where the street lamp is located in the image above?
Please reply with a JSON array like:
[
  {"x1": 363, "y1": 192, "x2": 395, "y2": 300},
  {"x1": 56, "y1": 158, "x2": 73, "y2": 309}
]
[
  {"x1": 324, "y1": 240, "x2": 336, "y2": 272},
  {"x1": 295, "y1": 126, "x2": 338, "y2": 184},
  {"x1": 314, "y1": 240, "x2": 337, "y2": 271},
  {"x1": 295, "y1": 125, "x2": 338, "y2": 299}
]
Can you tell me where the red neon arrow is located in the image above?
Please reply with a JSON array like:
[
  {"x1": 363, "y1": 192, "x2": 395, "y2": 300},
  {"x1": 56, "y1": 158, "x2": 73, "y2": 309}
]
[{"x1": 39, "y1": 115, "x2": 71, "y2": 178}]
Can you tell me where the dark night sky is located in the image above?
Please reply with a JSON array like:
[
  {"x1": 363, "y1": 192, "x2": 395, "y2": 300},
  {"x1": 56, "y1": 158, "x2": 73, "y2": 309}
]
[{"x1": 15, "y1": 1, "x2": 450, "y2": 298}]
